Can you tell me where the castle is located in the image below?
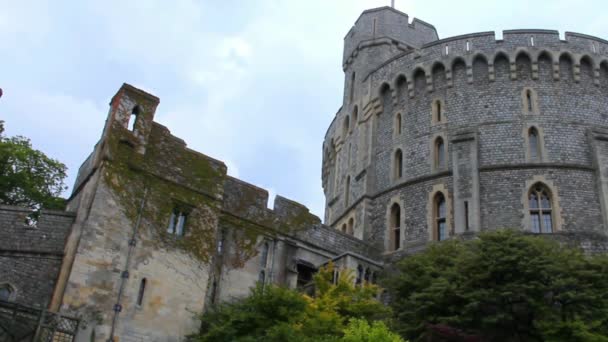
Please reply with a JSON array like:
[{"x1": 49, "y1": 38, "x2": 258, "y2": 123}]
[{"x1": 2, "y1": 6, "x2": 608, "y2": 342}]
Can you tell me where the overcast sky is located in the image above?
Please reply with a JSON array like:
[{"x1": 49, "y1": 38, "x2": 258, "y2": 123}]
[{"x1": 1, "y1": 0, "x2": 606, "y2": 219}]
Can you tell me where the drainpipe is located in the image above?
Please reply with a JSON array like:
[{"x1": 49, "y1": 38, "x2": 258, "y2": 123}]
[{"x1": 107, "y1": 187, "x2": 148, "y2": 342}]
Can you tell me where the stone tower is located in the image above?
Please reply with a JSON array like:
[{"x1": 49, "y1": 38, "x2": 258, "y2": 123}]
[{"x1": 323, "y1": 7, "x2": 608, "y2": 255}]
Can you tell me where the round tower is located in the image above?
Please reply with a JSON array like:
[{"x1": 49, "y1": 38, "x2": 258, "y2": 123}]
[{"x1": 323, "y1": 8, "x2": 608, "y2": 254}]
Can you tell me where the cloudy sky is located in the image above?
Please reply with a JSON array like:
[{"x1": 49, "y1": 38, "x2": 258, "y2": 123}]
[{"x1": 1, "y1": 0, "x2": 606, "y2": 218}]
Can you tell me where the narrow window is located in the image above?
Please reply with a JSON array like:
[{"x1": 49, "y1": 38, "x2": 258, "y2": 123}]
[
  {"x1": 433, "y1": 100, "x2": 444, "y2": 123},
  {"x1": 258, "y1": 270, "x2": 266, "y2": 284},
  {"x1": 136, "y1": 278, "x2": 146, "y2": 306},
  {"x1": 437, "y1": 101, "x2": 442, "y2": 122},
  {"x1": 347, "y1": 218, "x2": 354, "y2": 235},
  {"x1": 345, "y1": 176, "x2": 351, "y2": 206},
  {"x1": 364, "y1": 268, "x2": 370, "y2": 283},
  {"x1": 390, "y1": 203, "x2": 401, "y2": 251},
  {"x1": 350, "y1": 72, "x2": 356, "y2": 102},
  {"x1": 528, "y1": 127, "x2": 540, "y2": 160},
  {"x1": 260, "y1": 242, "x2": 269, "y2": 268},
  {"x1": 352, "y1": 107, "x2": 358, "y2": 131},
  {"x1": 526, "y1": 90, "x2": 533, "y2": 112},
  {"x1": 372, "y1": 18, "x2": 377, "y2": 36},
  {"x1": 466, "y1": 41, "x2": 471, "y2": 51},
  {"x1": 435, "y1": 193, "x2": 447, "y2": 241},
  {"x1": 435, "y1": 137, "x2": 446, "y2": 169},
  {"x1": 356, "y1": 265, "x2": 363, "y2": 285},
  {"x1": 530, "y1": 36, "x2": 535, "y2": 46},
  {"x1": 445, "y1": 45, "x2": 449, "y2": 55},
  {"x1": 529, "y1": 184, "x2": 553, "y2": 233},
  {"x1": 464, "y1": 201, "x2": 469, "y2": 231},
  {"x1": 128, "y1": 106, "x2": 140, "y2": 132},
  {"x1": 394, "y1": 149, "x2": 403, "y2": 180},
  {"x1": 343, "y1": 116, "x2": 350, "y2": 138},
  {"x1": 0, "y1": 284, "x2": 13, "y2": 301},
  {"x1": 395, "y1": 113, "x2": 402, "y2": 136},
  {"x1": 167, "y1": 208, "x2": 188, "y2": 236}
]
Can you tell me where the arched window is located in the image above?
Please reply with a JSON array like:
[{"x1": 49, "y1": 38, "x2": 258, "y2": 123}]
[
  {"x1": 395, "y1": 113, "x2": 402, "y2": 136},
  {"x1": 128, "y1": 106, "x2": 140, "y2": 132},
  {"x1": 0, "y1": 284, "x2": 14, "y2": 302},
  {"x1": 352, "y1": 107, "x2": 358, "y2": 131},
  {"x1": 394, "y1": 149, "x2": 403, "y2": 180},
  {"x1": 435, "y1": 137, "x2": 446, "y2": 170},
  {"x1": 529, "y1": 184, "x2": 553, "y2": 233},
  {"x1": 347, "y1": 218, "x2": 354, "y2": 235},
  {"x1": 356, "y1": 265, "x2": 363, "y2": 285},
  {"x1": 136, "y1": 278, "x2": 146, "y2": 306},
  {"x1": 345, "y1": 176, "x2": 351, "y2": 206},
  {"x1": 389, "y1": 203, "x2": 401, "y2": 251},
  {"x1": 260, "y1": 242, "x2": 269, "y2": 268},
  {"x1": 528, "y1": 127, "x2": 541, "y2": 160},
  {"x1": 435, "y1": 193, "x2": 447, "y2": 241},
  {"x1": 343, "y1": 116, "x2": 350, "y2": 138}
]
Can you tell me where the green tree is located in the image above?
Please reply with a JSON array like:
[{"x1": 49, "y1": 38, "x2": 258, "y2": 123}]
[
  {"x1": 0, "y1": 120, "x2": 67, "y2": 210},
  {"x1": 192, "y1": 262, "x2": 397, "y2": 342},
  {"x1": 385, "y1": 229, "x2": 608, "y2": 341}
]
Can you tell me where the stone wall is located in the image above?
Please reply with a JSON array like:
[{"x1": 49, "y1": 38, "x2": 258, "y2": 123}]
[{"x1": 0, "y1": 205, "x2": 75, "y2": 307}]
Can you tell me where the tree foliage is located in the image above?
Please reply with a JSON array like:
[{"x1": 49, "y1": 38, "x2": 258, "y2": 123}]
[
  {"x1": 192, "y1": 262, "x2": 401, "y2": 342},
  {"x1": 385, "y1": 229, "x2": 608, "y2": 341},
  {"x1": 0, "y1": 120, "x2": 67, "y2": 210}
]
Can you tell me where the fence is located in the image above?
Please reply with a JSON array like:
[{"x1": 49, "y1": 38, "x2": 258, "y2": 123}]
[{"x1": 0, "y1": 300, "x2": 78, "y2": 342}]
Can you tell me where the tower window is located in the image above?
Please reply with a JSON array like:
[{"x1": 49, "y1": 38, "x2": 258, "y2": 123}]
[
  {"x1": 345, "y1": 176, "x2": 351, "y2": 207},
  {"x1": 343, "y1": 116, "x2": 350, "y2": 138},
  {"x1": 136, "y1": 278, "x2": 146, "y2": 306},
  {"x1": 528, "y1": 127, "x2": 541, "y2": 160},
  {"x1": 0, "y1": 284, "x2": 14, "y2": 302},
  {"x1": 167, "y1": 208, "x2": 188, "y2": 236},
  {"x1": 389, "y1": 203, "x2": 401, "y2": 251},
  {"x1": 395, "y1": 113, "x2": 402, "y2": 136},
  {"x1": 529, "y1": 184, "x2": 553, "y2": 233},
  {"x1": 432, "y1": 100, "x2": 445, "y2": 124},
  {"x1": 435, "y1": 137, "x2": 446, "y2": 170},
  {"x1": 435, "y1": 193, "x2": 447, "y2": 241},
  {"x1": 350, "y1": 72, "x2": 356, "y2": 102},
  {"x1": 128, "y1": 106, "x2": 140, "y2": 132},
  {"x1": 394, "y1": 149, "x2": 403, "y2": 180}
]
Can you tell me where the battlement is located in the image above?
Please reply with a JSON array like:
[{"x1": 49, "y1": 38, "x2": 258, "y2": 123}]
[{"x1": 343, "y1": 6, "x2": 438, "y2": 67}]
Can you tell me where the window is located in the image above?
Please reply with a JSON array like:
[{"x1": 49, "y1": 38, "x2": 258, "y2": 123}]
[
  {"x1": 136, "y1": 278, "x2": 146, "y2": 306},
  {"x1": 128, "y1": 106, "x2": 140, "y2": 132},
  {"x1": 352, "y1": 107, "x2": 358, "y2": 131},
  {"x1": 395, "y1": 113, "x2": 402, "y2": 136},
  {"x1": 260, "y1": 242, "x2": 269, "y2": 268},
  {"x1": 347, "y1": 218, "x2": 354, "y2": 235},
  {"x1": 364, "y1": 268, "x2": 370, "y2": 283},
  {"x1": 529, "y1": 184, "x2": 553, "y2": 233},
  {"x1": 343, "y1": 116, "x2": 350, "y2": 138},
  {"x1": 350, "y1": 72, "x2": 356, "y2": 102},
  {"x1": 345, "y1": 176, "x2": 351, "y2": 207},
  {"x1": 389, "y1": 203, "x2": 401, "y2": 251},
  {"x1": 528, "y1": 127, "x2": 541, "y2": 160},
  {"x1": 341, "y1": 224, "x2": 347, "y2": 233},
  {"x1": 394, "y1": 149, "x2": 403, "y2": 180},
  {"x1": 432, "y1": 100, "x2": 445, "y2": 124},
  {"x1": 0, "y1": 284, "x2": 13, "y2": 302},
  {"x1": 356, "y1": 265, "x2": 363, "y2": 285},
  {"x1": 167, "y1": 208, "x2": 188, "y2": 236},
  {"x1": 435, "y1": 137, "x2": 446, "y2": 170},
  {"x1": 435, "y1": 193, "x2": 447, "y2": 241},
  {"x1": 526, "y1": 90, "x2": 533, "y2": 112},
  {"x1": 258, "y1": 270, "x2": 266, "y2": 284},
  {"x1": 464, "y1": 201, "x2": 470, "y2": 231}
]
